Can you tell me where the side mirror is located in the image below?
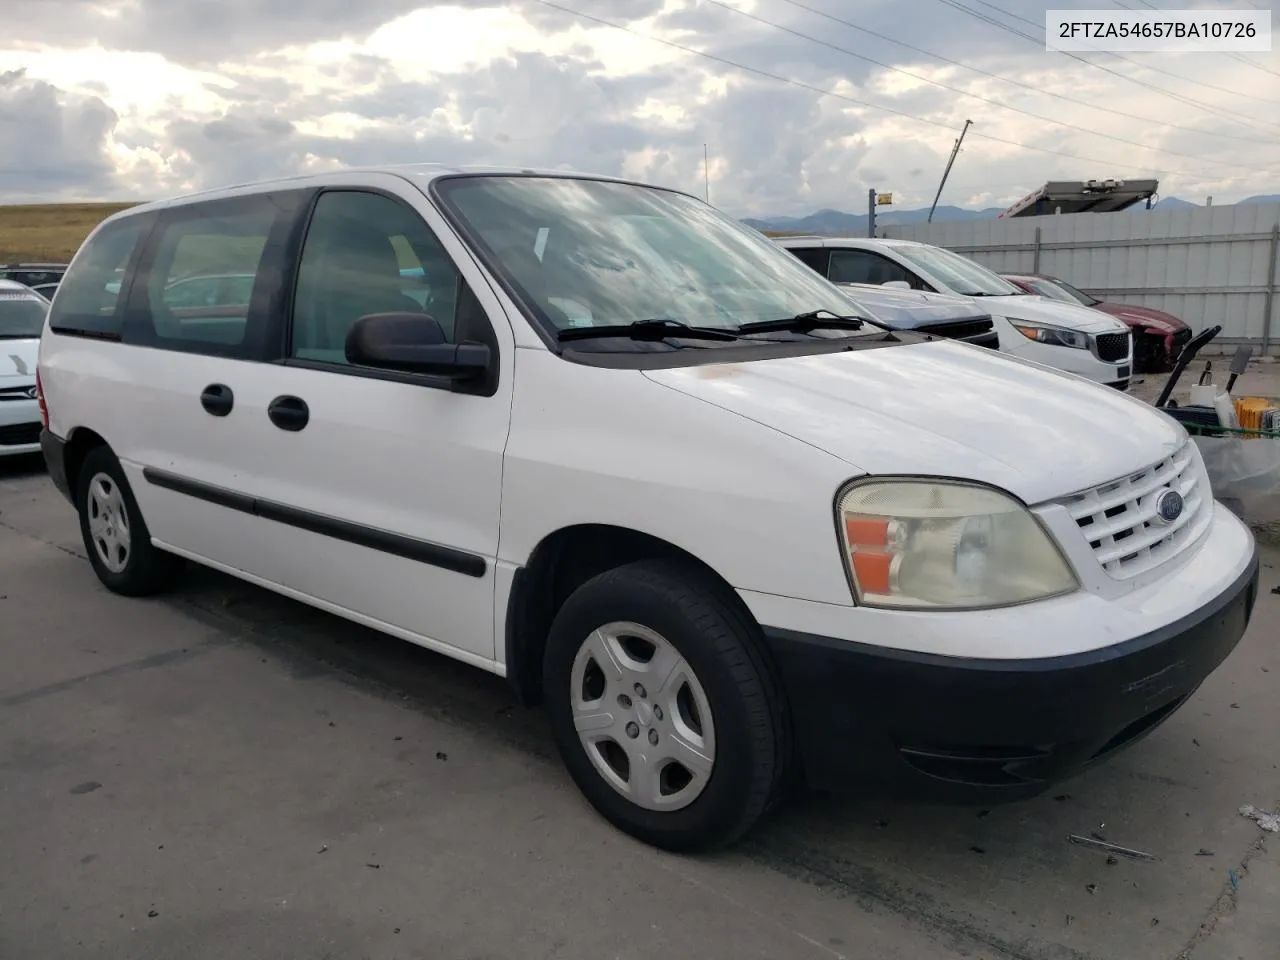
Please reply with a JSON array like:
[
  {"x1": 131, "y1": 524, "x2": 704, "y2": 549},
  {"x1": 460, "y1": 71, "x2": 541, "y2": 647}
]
[
  {"x1": 881, "y1": 280, "x2": 911, "y2": 290},
  {"x1": 345, "y1": 312, "x2": 489, "y2": 379}
]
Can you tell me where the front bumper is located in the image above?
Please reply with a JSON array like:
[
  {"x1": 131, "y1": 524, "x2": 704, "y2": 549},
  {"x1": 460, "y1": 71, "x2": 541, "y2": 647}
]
[
  {"x1": 759, "y1": 543, "x2": 1259, "y2": 803},
  {"x1": 0, "y1": 396, "x2": 42, "y2": 457}
]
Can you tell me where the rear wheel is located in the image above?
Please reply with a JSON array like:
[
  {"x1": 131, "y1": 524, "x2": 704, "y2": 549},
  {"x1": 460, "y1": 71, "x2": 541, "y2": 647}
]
[
  {"x1": 543, "y1": 559, "x2": 788, "y2": 851},
  {"x1": 76, "y1": 446, "x2": 183, "y2": 595}
]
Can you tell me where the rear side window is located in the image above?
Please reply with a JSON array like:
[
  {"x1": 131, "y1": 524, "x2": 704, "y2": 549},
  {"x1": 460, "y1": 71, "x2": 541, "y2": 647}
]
[
  {"x1": 133, "y1": 200, "x2": 279, "y2": 354},
  {"x1": 48, "y1": 217, "x2": 151, "y2": 339}
]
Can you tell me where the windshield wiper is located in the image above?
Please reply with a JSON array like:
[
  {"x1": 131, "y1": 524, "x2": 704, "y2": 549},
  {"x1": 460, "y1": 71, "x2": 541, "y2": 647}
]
[
  {"x1": 736, "y1": 309, "x2": 878, "y2": 336},
  {"x1": 557, "y1": 318, "x2": 742, "y2": 343}
]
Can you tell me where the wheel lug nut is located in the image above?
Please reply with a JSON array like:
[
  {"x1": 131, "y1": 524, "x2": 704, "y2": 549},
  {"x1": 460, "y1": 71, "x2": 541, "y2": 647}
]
[
  {"x1": 634, "y1": 683, "x2": 646, "y2": 699},
  {"x1": 647, "y1": 729, "x2": 659, "y2": 745},
  {"x1": 625, "y1": 722, "x2": 640, "y2": 739},
  {"x1": 653, "y1": 705, "x2": 663, "y2": 721},
  {"x1": 618, "y1": 694, "x2": 632, "y2": 708}
]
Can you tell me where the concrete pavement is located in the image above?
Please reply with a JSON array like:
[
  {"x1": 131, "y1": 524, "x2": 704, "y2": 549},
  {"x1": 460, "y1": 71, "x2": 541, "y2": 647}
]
[{"x1": 1, "y1": 454, "x2": 1277, "y2": 960}]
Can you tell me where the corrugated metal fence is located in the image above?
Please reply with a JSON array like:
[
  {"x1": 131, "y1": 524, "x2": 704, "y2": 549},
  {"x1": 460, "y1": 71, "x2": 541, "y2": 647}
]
[{"x1": 880, "y1": 202, "x2": 1280, "y2": 352}]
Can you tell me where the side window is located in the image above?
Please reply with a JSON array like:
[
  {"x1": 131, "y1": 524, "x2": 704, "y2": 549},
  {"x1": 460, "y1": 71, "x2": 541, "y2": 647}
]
[
  {"x1": 828, "y1": 249, "x2": 919, "y2": 287},
  {"x1": 785, "y1": 246, "x2": 830, "y2": 277},
  {"x1": 291, "y1": 191, "x2": 467, "y2": 365},
  {"x1": 48, "y1": 217, "x2": 151, "y2": 339},
  {"x1": 134, "y1": 199, "x2": 282, "y2": 355}
]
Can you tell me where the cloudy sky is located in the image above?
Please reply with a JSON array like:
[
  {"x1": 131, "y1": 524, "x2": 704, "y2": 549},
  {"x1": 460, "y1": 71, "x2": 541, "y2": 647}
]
[{"x1": 1, "y1": 0, "x2": 1277, "y2": 217}]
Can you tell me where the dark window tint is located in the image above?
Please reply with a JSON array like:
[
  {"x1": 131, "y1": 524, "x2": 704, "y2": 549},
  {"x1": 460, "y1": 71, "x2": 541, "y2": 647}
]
[
  {"x1": 828, "y1": 249, "x2": 917, "y2": 287},
  {"x1": 786, "y1": 246, "x2": 830, "y2": 276},
  {"x1": 136, "y1": 200, "x2": 278, "y2": 354},
  {"x1": 291, "y1": 191, "x2": 466, "y2": 365},
  {"x1": 5, "y1": 270, "x2": 64, "y2": 287},
  {"x1": 48, "y1": 218, "x2": 149, "y2": 338}
]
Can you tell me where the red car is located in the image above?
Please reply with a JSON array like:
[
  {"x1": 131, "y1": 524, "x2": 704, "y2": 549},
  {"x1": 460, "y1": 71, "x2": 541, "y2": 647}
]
[{"x1": 1002, "y1": 273, "x2": 1191, "y2": 373}]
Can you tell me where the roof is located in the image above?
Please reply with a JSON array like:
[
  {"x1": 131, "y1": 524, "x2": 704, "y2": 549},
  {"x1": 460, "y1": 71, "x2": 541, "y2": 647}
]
[
  {"x1": 112, "y1": 163, "x2": 666, "y2": 221},
  {"x1": 998, "y1": 179, "x2": 1159, "y2": 218},
  {"x1": 773, "y1": 235, "x2": 919, "y2": 248}
]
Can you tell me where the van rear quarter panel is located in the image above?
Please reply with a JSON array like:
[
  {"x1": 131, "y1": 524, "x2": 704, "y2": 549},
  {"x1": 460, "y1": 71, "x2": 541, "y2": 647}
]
[{"x1": 498, "y1": 348, "x2": 859, "y2": 606}]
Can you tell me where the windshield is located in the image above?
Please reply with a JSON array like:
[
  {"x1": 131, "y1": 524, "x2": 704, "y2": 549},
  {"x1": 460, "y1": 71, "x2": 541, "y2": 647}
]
[
  {"x1": 0, "y1": 295, "x2": 47, "y2": 338},
  {"x1": 433, "y1": 176, "x2": 866, "y2": 344},
  {"x1": 891, "y1": 244, "x2": 1021, "y2": 297},
  {"x1": 1042, "y1": 276, "x2": 1101, "y2": 307}
]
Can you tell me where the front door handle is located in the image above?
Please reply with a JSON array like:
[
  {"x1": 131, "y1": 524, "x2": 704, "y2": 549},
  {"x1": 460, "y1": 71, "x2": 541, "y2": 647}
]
[
  {"x1": 200, "y1": 383, "x2": 234, "y2": 417},
  {"x1": 267, "y1": 395, "x2": 309, "y2": 432}
]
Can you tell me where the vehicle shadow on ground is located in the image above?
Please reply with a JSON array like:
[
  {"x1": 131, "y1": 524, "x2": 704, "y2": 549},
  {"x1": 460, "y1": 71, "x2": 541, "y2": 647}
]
[{"x1": 166, "y1": 554, "x2": 1276, "y2": 960}]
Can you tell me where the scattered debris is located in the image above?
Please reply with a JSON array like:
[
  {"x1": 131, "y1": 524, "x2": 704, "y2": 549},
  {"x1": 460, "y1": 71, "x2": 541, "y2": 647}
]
[
  {"x1": 1106, "y1": 856, "x2": 1119, "y2": 866},
  {"x1": 147, "y1": 910, "x2": 158, "y2": 918},
  {"x1": 366, "y1": 863, "x2": 381, "y2": 869},
  {"x1": 1270, "y1": 585, "x2": 1280, "y2": 595},
  {"x1": 1065, "y1": 914, "x2": 1074, "y2": 926},
  {"x1": 1069, "y1": 834, "x2": 1158, "y2": 862},
  {"x1": 1151, "y1": 918, "x2": 1159, "y2": 927},
  {"x1": 317, "y1": 845, "x2": 328, "y2": 854},
  {"x1": 1228, "y1": 868, "x2": 1240, "y2": 892},
  {"x1": 1085, "y1": 883, "x2": 1098, "y2": 895},
  {"x1": 1193, "y1": 738, "x2": 1201, "y2": 746},
  {"x1": 328, "y1": 721, "x2": 336, "y2": 727},
  {"x1": 1053, "y1": 794, "x2": 1071, "y2": 802},
  {"x1": 1239, "y1": 804, "x2": 1280, "y2": 832},
  {"x1": 393, "y1": 736, "x2": 402, "y2": 741},
  {"x1": 969, "y1": 845, "x2": 986, "y2": 855},
  {"x1": 874, "y1": 819, "x2": 889, "y2": 828},
  {"x1": 69, "y1": 781, "x2": 102, "y2": 795},
  {"x1": 394, "y1": 928, "x2": 401, "y2": 934},
  {"x1": 1230, "y1": 702, "x2": 1240, "y2": 709},
  {"x1": 434, "y1": 751, "x2": 448, "y2": 761},
  {"x1": 977, "y1": 809, "x2": 990, "y2": 819},
  {"x1": 1196, "y1": 848, "x2": 1215, "y2": 857}
]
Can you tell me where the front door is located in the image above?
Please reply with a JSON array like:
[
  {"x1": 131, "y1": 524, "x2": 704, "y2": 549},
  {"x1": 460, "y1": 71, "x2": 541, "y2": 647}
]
[{"x1": 233, "y1": 179, "x2": 515, "y2": 666}]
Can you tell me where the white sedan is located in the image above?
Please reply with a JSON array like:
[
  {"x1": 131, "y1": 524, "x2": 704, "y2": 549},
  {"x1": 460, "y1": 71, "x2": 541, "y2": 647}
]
[{"x1": 0, "y1": 279, "x2": 47, "y2": 458}]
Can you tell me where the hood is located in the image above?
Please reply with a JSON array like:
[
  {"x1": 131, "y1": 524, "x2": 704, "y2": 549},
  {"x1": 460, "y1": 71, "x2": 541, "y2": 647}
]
[
  {"x1": 1094, "y1": 301, "x2": 1188, "y2": 333},
  {"x1": 644, "y1": 339, "x2": 1183, "y2": 505},
  {"x1": 981, "y1": 294, "x2": 1128, "y2": 334},
  {"x1": 836, "y1": 284, "x2": 991, "y2": 331},
  {"x1": 0, "y1": 337, "x2": 38, "y2": 383}
]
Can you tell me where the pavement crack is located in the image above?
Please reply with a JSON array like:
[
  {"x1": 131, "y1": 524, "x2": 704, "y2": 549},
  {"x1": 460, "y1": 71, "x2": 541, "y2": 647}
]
[
  {"x1": 0, "y1": 516, "x2": 86, "y2": 560},
  {"x1": 0, "y1": 634, "x2": 232, "y2": 708},
  {"x1": 1171, "y1": 836, "x2": 1270, "y2": 960}
]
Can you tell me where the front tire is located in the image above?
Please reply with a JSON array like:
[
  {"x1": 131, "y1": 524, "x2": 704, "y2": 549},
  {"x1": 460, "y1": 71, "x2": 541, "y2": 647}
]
[
  {"x1": 543, "y1": 559, "x2": 788, "y2": 851},
  {"x1": 77, "y1": 445, "x2": 182, "y2": 596}
]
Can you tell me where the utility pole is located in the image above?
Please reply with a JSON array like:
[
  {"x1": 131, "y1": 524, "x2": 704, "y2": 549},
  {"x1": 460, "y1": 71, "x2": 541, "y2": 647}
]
[
  {"x1": 868, "y1": 187, "x2": 876, "y2": 237},
  {"x1": 928, "y1": 119, "x2": 972, "y2": 224},
  {"x1": 703, "y1": 143, "x2": 710, "y2": 203}
]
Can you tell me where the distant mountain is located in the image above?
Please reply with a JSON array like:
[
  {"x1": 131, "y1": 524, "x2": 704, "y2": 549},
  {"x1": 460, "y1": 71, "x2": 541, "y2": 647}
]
[
  {"x1": 742, "y1": 203, "x2": 1003, "y2": 234},
  {"x1": 742, "y1": 192, "x2": 1279, "y2": 233}
]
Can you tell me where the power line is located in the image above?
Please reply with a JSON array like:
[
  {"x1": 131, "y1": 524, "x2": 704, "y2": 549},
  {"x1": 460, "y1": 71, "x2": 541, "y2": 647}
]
[
  {"x1": 936, "y1": 0, "x2": 1280, "y2": 126},
  {"x1": 1116, "y1": 0, "x2": 1280, "y2": 81},
  {"x1": 773, "y1": 0, "x2": 1276, "y2": 146},
  {"x1": 527, "y1": 0, "x2": 1265, "y2": 181},
  {"x1": 702, "y1": 0, "x2": 1272, "y2": 173}
]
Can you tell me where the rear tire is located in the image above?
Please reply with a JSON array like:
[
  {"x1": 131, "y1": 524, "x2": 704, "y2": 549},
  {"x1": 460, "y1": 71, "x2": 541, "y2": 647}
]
[
  {"x1": 77, "y1": 445, "x2": 183, "y2": 596},
  {"x1": 543, "y1": 559, "x2": 789, "y2": 851}
]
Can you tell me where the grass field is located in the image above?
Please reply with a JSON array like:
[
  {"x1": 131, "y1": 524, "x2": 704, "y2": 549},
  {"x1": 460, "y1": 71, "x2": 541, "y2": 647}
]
[{"x1": 0, "y1": 203, "x2": 140, "y2": 263}]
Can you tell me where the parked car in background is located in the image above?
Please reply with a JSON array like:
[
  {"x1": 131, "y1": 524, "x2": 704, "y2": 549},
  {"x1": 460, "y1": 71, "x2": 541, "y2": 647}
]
[
  {"x1": 0, "y1": 279, "x2": 49, "y2": 457},
  {"x1": 1001, "y1": 273, "x2": 1191, "y2": 373},
  {"x1": 834, "y1": 282, "x2": 999, "y2": 349},
  {"x1": 29, "y1": 283, "x2": 62, "y2": 300},
  {"x1": 776, "y1": 236, "x2": 1134, "y2": 390},
  {"x1": 37, "y1": 165, "x2": 1257, "y2": 852},
  {"x1": 1, "y1": 262, "x2": 68, "y2": 290}
]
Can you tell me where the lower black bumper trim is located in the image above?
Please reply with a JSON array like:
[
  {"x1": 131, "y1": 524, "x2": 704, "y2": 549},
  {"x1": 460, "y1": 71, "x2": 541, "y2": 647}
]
[
  {"x1": 40, "y1": 428, "x2": 72, "y2": 503},
  {"x1": 762, "y1": 548, "x2": 1259, "y2": 803}
]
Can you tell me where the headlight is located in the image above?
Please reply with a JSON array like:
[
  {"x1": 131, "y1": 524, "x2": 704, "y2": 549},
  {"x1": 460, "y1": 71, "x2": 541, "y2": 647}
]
[
  {"x1": 1010, "y1": 321, "x2": 1089, "y2": 349},
  {"x1": 837, "y1": 479, "x2": 1078, "y2": 609}
]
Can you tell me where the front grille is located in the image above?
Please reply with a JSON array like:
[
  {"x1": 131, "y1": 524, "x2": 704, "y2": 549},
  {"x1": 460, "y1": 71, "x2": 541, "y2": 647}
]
[
  {"x1": 918, "y1": 318, "x2": 1000, "y2": 349},
  {"x1": 0, "y1": 421, "x2": 41, "y2": 446},
  {"x1": 0, "y1": 384, "x2": 37, "y2": 401},
  {"x1": 1093, "y1": 331, "x2": 1131, "y2": 363},
  {"x1": 1053, "y1": 440, "x2": 1209, "y2": 580}
]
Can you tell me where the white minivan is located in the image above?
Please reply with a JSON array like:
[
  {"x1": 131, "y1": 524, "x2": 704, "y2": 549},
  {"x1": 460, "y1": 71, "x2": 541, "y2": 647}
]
[
  {"x1": 37, "y1": 165, "x2": 1258, "y2": 851},
  {"x1": 775, "y1": 236, "x2": 1135, "y2": 389}
]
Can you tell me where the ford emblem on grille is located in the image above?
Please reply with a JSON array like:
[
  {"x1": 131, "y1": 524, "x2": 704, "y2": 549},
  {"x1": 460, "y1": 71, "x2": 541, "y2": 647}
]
[{"x1": 1154, "y1": 488, "x2": 1184, "y2": 524}]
